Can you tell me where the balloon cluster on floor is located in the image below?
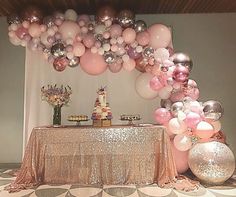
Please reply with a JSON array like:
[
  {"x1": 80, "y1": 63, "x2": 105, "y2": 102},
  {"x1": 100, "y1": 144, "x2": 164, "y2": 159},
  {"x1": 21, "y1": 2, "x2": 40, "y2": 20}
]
[{"x1": 7, "y1": 5, "x2": 173, "y2": 74}]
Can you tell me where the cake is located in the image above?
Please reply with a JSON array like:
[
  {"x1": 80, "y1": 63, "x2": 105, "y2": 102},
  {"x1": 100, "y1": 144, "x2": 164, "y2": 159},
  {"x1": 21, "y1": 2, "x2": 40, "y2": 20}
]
[{"x1": 91, "y1": 87, "x2": 112, "y2": 126}]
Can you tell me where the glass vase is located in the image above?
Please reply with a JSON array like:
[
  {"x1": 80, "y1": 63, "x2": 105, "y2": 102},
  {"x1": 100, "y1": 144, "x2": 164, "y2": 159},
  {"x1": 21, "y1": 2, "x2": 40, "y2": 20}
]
[{"x1": 53, "y1": 105, "x2": 62, "y2": 125}]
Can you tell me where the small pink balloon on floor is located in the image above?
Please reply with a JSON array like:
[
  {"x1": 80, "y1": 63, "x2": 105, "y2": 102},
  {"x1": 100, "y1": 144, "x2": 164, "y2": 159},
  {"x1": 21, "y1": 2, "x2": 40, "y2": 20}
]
[{"x1": 80, "y1": 50, "x2": 107, "y2": 75}]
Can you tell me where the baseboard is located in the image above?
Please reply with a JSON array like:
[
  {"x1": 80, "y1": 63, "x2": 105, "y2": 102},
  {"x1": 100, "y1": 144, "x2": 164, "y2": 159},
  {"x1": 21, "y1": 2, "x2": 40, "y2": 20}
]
[{"x1": 0, "y1": 163, "x2": 21, "y2": 169}]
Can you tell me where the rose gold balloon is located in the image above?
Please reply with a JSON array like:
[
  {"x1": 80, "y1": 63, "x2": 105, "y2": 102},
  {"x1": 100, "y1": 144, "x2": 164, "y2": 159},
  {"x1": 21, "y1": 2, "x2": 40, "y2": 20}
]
[
  {"x1": 135, "y1": 57, "x2": 147, "y2": 72},
  {"x1": 96, "y1": 5, "x2": 116, "y2": 23},
  {"x1": 21, "y1": 5, "x2": 44, "y2": 24},
  {"x1": 53, "y1": 57, "x2": 68, "y2": 72}
]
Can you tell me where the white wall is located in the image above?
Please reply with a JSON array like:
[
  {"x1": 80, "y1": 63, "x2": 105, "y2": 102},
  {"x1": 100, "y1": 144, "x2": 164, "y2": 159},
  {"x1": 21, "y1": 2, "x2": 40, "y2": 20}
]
[{"x1": 0, "y1": 13, "x2": 236, "y2": 163}]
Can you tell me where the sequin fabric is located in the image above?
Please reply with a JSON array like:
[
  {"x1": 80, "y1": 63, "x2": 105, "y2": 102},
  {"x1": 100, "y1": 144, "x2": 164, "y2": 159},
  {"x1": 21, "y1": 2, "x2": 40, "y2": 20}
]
[{"x1": 6, "y1": 125, "x2": 183, "y2": 192}]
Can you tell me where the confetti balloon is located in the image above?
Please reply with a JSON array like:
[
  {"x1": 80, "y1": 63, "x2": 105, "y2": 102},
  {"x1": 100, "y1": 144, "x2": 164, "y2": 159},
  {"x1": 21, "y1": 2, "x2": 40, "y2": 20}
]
[{"x1": 188, "y1": 141, "x2": 235, "y2": 185}]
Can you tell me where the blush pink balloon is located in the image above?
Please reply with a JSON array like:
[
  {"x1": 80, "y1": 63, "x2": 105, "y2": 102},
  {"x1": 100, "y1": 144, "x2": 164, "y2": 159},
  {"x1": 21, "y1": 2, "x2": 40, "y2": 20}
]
[
  {"x1": 184, "y1": 112, "x2": 202, "y2": 129},
  {"x1": 148, "y1": 24, "x2": 171, "y2": 49},
  {"x1": 136, "y1": 31, "x2": 150, "y2": 46},
  {"x1": 109, "y1": 24, "x2": 122, "y2": 38},
  {"x1": 15, "y1": 26, "x2": 28, "y2": 39},
  {"x1": 154, "y1": 108, "x2": 172, "y2": 124},
  {"x1": 58, "y1": 21, "x2": 80, "y2": 40},
  {"x1": 122, "y1": 28, "x2": 136, "y2": 44},
  {"x1": 194, "y1": 121, "x2": 214, "y2": 139},
  {"x1": 150, "y1": 76, "x2": 164, "y2": 91},
  {"x1": 73, "y1": 42, "x2": 85, "y2": 56},
  {"x1": 78, "y1": 14, "x2": 90, "y2": 23},
  {"x1": 108, "y1": 61, "x2": 122, "y2": 73},
  {"x1": 80, "y1": 50, "x2": 107, "y2": 75},
  {"x1": 173, "y1": 65, "x2": 190, "y2": 83},
  {"x1": 82, "y1": 34, "x2": 95, "y2": 48},
  {"x1": 122, "y1": 58, "x2": 136, "y2": 71},
  {"x1": 28, "y1": 23, "x2": 41, "y2": 37},
  {"x1": 171, "y1": 141, "x2": 189, "y2": 174}
]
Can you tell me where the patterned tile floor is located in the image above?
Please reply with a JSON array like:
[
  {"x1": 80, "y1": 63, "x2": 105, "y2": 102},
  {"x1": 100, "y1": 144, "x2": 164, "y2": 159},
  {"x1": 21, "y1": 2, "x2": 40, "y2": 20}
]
[{"x1": 0, "y1": 169, "x2": 235, "y2": 197}]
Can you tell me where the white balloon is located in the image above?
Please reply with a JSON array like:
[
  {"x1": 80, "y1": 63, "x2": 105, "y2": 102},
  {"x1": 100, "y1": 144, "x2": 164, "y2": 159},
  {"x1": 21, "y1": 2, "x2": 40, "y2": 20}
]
[
  {"x1": 168, "y1": 118, "x2": 187, "y2": 134},
  {"x1": 158, "y1": 86, "x2": 172, "y2": 99},
  {"x1": 135, "y1": 73, "x2": 158, "y2": 99},
  {"x1": 64, "y1": 9, "x2": 78, "y2": 21}
]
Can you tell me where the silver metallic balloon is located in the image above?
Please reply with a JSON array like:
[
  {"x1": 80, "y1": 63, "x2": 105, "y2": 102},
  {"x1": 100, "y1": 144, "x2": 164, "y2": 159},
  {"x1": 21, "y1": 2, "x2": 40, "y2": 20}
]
[
  {"x1": 134, "y1": 20, "x2": 147, "y2": 33},
  {"x1": 188, "y1": 141, "x2": 235, "y2": 185},
  {"x1": 51, "y1": 42, "x2": 66, "y2": 57},
  {"x1": 116, "y1": 9, "x2": 135, "y2": 28},
  {"x1": 160, "y1": 99, "x2": 173, "y2": 110},
  {"x1": 203, "y1": 100, "x2": 224, "y2": 121},
  {"x1": 171, "y1": 101, "x2": 184, "y2": 117},
  {"x1": 68, "y1": 57, "x2": 79, "y2": 67},
  {"x1": 7, "y1": 14, "x2": 21, "y2": 25},
  {"x1": 43, "y1": 16, "x2": 55, "y2": 27},
  {"x1": 104, "y1": 51, "x2": 116, "y2": 64},
  {"x1": 143, "y1": 47, "x2": 154, "y2": 58},
  {"x1": 172, "y1": 52, "x2": 193, "y2": 71}
]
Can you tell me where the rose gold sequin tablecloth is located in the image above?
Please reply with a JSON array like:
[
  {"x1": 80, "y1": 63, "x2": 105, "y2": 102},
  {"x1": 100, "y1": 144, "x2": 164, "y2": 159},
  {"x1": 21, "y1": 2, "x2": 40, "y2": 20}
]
[{"x1": 7, "y1": 125, "x2": 179, "y2": 191}]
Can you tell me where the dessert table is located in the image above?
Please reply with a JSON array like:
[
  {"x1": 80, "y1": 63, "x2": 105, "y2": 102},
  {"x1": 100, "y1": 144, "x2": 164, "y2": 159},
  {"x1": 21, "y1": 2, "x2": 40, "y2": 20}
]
[{"x1": 7, "y1": 125, "x2": 179, "y2": 192}]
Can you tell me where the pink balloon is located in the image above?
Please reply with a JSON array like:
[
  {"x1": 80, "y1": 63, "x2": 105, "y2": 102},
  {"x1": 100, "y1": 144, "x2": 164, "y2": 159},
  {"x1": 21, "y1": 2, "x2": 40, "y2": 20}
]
[
  {"x1": 78, "y1": 15, "x2": 91, "y2": 23},
  {"x1": 109, "y1": 24, "x2": 122, "y2": 38},
  {"x1": 184, "y1": 112, "x2": 202, "y2": 129},
  {"x1": 73, "y1": 42, "x2": 85, "y2": 56},
  {"x1": 122, "y1": 28, "x2": 136, "y2": 44},
  {"x1": 83, "y1": 33, "x2": 95, "y2": 48},
  {"x1": 148, "y1": 24, "x2": 171, "y2": 49},
  {"x1": 174, "y1": 134, "x2": 192, "y2": 151},
  {"x1": 154, "y1": 108, "x2": 172, "y2": 124},
  {"x1": 28, "y1": 23, "x2": 41, "y2": 37},
  {"x1": 80, "y1": 50, "x2": 107, "y2": 75},
  {"x1": 122, "y1": 58, "x2": 136, "y2": 71},
  {"x1": 150, "y1": 76, "x2": 164, "y2": 91},
  {"x1": 58, "y1": 21, "x2": 80, "y2": 40},
  {"x1": 15, "y1": 26, "x2": 28, "y2": 39},
  {"x1": 108, "y1": 61, "x2": 122, "y2": 73},
  {"x1": 171, "y1": 141, "x2": 189, "y2": 174},
  {"x1": 136, "y1": 31, "x2": 150, "y2": 46},
  {"x1": 195, "y1": 121, "x2": 214, "y2": 139},
  {"x1": 211, "y1": 120, "x2": 221, "y2": 132}
]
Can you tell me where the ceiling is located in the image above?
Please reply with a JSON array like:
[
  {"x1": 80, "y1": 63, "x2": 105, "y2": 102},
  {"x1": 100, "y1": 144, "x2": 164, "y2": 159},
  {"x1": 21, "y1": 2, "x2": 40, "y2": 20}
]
[{"x1": 0, "y1": 0, "x2": 236, "y2": 16}]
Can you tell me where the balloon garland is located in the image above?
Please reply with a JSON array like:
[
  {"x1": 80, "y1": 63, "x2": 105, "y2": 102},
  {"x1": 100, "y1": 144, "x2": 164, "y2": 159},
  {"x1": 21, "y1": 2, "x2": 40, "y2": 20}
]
[{"x1": 7, "y1": 5, "x2": 227, "y2": 175}]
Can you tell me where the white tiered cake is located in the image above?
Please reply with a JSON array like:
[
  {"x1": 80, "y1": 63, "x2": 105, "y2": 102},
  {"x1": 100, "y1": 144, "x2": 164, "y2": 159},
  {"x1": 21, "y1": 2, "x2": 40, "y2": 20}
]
[{"x1": 91, "y1": 87, "x2": 112, "y2": 126}]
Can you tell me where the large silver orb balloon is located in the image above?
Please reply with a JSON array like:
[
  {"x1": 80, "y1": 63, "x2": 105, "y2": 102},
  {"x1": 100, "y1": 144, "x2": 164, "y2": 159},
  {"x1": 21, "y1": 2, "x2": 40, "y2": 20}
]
[
  {"x1": 160, "y1": 99, "x2": 173, "y2": 110},
  {"x1": 134, "y1": 20, "x2": 147, "y2": 33},
  {"x1": 188, "y1": 141, "x2": 235, "y2": 185},
  {"x1": 203, "y1": 100, "x2": 223, "y2": 121},
  {"x1": 172, "y1": 52, "x2": 193, "y2": 71},
  {"x1": 171, "y1": 101, "x2": 184, "y2": 117},
  {"x1": 51, "y1": 43, "x2": 66, "y2": 57}
]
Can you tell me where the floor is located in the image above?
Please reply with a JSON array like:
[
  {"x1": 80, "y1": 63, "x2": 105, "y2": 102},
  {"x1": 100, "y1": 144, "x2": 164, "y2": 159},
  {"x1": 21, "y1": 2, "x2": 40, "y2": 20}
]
[{"x1": 0, "y1": 168, "x2": 235, "y2": 197}]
